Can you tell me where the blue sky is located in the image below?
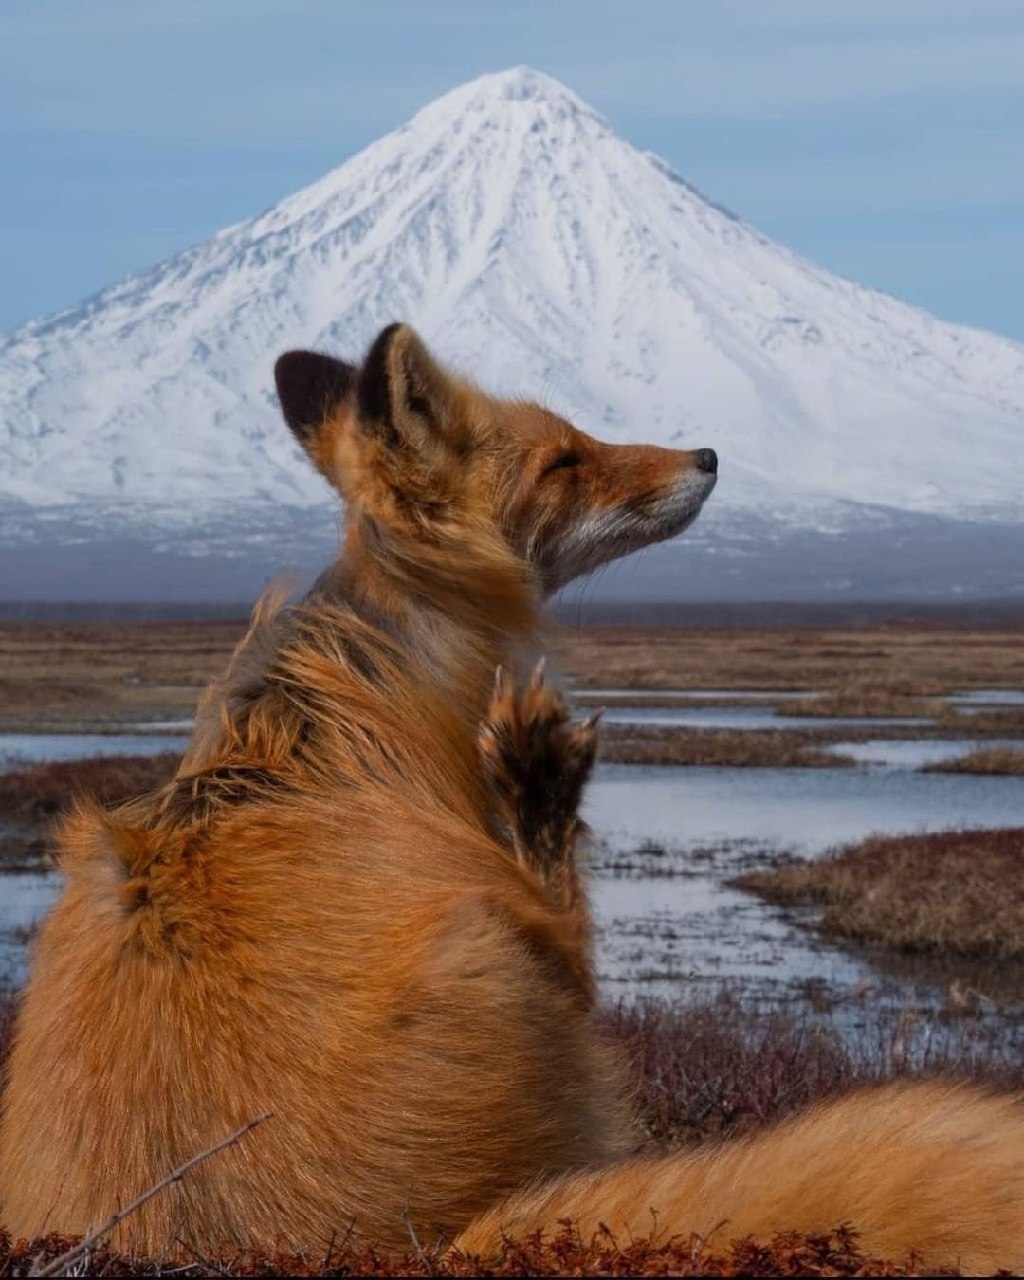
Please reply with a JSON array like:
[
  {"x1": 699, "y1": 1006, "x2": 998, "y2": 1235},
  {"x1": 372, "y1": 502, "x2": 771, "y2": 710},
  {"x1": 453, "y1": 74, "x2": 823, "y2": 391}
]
[{"x1": 3, "y1": 0, "x2": 1022, "y2": 340}]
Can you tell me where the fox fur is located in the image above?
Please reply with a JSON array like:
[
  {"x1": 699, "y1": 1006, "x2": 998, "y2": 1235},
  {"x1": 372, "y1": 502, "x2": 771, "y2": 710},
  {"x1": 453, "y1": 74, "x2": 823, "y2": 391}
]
[{"x1": 1, "y1": 324, "x2": 1021, "y2": 1274}]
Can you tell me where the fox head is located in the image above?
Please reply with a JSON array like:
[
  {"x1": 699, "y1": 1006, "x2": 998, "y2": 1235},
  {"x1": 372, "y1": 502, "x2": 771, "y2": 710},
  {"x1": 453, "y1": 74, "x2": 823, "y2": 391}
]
[{"x1": 274, "y1": 323, "x2": 717, "y2": 595}]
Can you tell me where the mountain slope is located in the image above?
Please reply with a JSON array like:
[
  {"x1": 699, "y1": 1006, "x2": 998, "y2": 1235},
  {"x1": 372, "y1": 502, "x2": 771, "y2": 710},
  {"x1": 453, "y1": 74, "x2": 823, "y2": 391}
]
[{"x1": 1, "y1": 67, "x2": 1022, "y2": 546}]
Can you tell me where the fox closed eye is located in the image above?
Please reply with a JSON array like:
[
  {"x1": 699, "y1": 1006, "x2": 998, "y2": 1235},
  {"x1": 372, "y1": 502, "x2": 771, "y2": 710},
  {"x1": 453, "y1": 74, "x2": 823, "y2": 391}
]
[{"x1": 543, "y1": 451, "x2": 581, "y2": 477}]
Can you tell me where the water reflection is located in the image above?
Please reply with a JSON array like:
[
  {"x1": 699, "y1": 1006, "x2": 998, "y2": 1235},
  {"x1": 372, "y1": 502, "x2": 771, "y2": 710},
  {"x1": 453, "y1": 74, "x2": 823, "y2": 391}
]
[
  {"x1": 0, "y1": 733, "x2": 189, "y2": 771},
  {"x1": 598, "y1": 705, "x2": 929, "y2": 730},
  {"x1": 3, "y1": 749, "x2": 1023, "y2": 1023},
  {"x1": 949, "y1": 690, "x2": 1024, "y2": 708},
  {"x1": 574, "y1": 688, "x2": 815, "y2": 703},
  {"x1": 827, "y1": 738, "x2": 1024, "y2": 770}
]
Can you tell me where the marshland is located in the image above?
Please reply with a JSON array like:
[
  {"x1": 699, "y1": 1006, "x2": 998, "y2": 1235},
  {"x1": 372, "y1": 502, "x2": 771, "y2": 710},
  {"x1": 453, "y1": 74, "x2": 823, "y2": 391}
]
[{"x1": 1, "y1": 613, "x2": 1022, "y2": 1274}]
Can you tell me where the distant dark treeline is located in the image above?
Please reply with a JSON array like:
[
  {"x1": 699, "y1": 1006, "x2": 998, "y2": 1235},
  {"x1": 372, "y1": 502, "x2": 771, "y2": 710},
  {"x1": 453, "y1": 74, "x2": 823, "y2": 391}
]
[{"x1": 1, "y1": 597, "x2": 1023, "y2": 626}]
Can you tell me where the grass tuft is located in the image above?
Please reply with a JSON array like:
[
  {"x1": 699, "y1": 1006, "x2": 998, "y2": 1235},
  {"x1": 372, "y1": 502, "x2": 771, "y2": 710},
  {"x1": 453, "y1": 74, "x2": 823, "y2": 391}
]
[
  {"x1": 924, "y1": 747, "x2": 1024, "y2": 776},
  {"x1": 598, "y1": 726, "x2": 847, "y2": 768},
  {"x1": 736, "y1": 828, "x2": 1024, "y2": 959}
]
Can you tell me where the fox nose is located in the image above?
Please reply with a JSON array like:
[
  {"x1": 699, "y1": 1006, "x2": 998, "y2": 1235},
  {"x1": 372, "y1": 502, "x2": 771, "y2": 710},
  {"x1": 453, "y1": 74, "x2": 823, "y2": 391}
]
[{"x1": 695, "y1": 448, "x2": 718, "y2": 475}]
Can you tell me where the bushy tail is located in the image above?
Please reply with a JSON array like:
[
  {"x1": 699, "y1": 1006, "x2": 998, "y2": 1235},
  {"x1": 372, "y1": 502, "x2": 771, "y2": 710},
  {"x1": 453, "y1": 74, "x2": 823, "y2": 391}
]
[{"x1": 456, "y1": 1082, "x2": 1024, "y2": 1275}]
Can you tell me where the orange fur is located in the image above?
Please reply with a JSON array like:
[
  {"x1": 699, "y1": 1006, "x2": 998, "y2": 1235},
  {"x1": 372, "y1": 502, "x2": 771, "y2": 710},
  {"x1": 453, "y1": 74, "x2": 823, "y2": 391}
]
[
  {"x1": 1, "y1": 326, "x2": 1021, "y2": 1274},
  {"x1": 456, "y1": 1082, "x2": 1024, "y2": 1274}
]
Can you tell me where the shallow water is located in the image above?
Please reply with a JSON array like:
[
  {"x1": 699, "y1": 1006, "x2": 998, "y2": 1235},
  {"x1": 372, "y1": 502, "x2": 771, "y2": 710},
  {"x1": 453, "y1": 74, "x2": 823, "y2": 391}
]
[
  {"x1": 583, "y1": 763, "x2": 1024, "y2": 1014},
  {"x1": 949, "y1": 689, "x2": 1024, "y2": 707},
  {"x1": 598, "y1": 704, "x2": 929, "y2": 731},
  {"x1": 0, "y1": 732, "x2": 190, "y2": 771},
  {"x1": 573, "y1": 687, "x2": 815, "y2": 703},
  {"x1": 587, "y1": 762, "x2": 1024, "y2": 851},
  {"x1": 0, "y1": 872, "x2": 57, "y2": 984},
  {"x1": 5, "y1": 748, "x2": 1023, "y2": 1013},
  {"x1": 826, "y1": 738, "x2": 1024, "y2": 770}
]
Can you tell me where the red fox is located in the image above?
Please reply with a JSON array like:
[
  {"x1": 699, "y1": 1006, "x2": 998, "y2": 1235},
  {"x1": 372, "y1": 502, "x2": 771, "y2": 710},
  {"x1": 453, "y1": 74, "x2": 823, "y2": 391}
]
[{"x1": 1, "y1": 323, "x2": 1021, "y2": 1273}]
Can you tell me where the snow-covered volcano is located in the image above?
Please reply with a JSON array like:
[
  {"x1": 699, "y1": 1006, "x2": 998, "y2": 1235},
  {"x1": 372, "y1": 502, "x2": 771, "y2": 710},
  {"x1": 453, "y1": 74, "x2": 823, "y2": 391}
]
[{"x1": 1, "y1": 67, "x2": 1022, "y2": 598}]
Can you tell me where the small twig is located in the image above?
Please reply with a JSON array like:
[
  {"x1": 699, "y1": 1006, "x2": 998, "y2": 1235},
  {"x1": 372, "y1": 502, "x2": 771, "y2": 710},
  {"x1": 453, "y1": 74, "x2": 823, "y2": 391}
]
[
  {"x1": 31, "y1": 1113, "x2": 271, "y2": 1278},
  {"x1": 402, "y1": 1205, "x2": 436, "y2": 1276},
  {"x1": 321, "y1": 1228, "x2": 338, "y2": 1271},
  {"x1": 173, "y1": 1236, "x2": 233, "y2": 1277}
]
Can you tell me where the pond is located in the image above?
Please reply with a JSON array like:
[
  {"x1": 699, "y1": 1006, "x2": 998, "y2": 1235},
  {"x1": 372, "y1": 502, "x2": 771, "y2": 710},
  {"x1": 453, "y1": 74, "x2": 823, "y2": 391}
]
[
  {"x1": 573, "y1": 687, "x2": 816, "y2": 703},
  {"x1": 949, "y1": 689, "x2": 1024, "y2": 708},
  {"x1": 597, "y1": 705, "x2": 930, "y2": 731},
  {"x1": 826, "y1": 738, "x2": 1024, "y2": 770},
  {"x1": 3, "y1": 739, "x2": 1023, "y2": 1020},
  {"x1": 584, "y1": 764, "x2": 1024, "y2": 1017},
  {"x1": 0, "y1": 733, "x2": 191, "y2": 771}
]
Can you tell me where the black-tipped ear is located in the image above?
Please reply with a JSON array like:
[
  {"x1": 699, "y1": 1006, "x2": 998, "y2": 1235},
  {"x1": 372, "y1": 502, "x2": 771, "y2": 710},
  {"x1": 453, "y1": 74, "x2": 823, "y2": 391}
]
[
  {"x1": 274, "y1": 350, "x2": 356, "y2": 451},
  {"x1": 357, "y1": 323, "x2": 449, "y2": 448}
]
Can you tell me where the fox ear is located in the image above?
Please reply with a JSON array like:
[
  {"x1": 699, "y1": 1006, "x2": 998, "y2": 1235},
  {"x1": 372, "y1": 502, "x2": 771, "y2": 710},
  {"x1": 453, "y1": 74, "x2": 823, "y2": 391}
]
[
  {"x1": 357, "y1": 323, "x2": 451, "y2": 449},
  {"x1": 274, "y1": 350, "x2": 356, "y2": 455}
]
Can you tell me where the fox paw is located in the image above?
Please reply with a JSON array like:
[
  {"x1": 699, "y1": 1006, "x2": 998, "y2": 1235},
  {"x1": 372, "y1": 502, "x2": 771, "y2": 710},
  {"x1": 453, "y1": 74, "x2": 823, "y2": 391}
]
[{"x1": 479, "y1": 659, "x2": 600, "y2": 881}]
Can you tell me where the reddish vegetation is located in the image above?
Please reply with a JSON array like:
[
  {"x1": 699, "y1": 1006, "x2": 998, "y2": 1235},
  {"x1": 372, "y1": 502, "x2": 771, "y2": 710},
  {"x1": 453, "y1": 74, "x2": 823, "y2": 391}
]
[
  {"x1": 0, "y1": 1225, "x2": 942, "y2": 1276},
  {"x1": 0, "y1": 989, "x2": 1016, "y2": 1275},
  {"x1": 603, "y1": 996, "x2": 1024, "y2": 1150},
  {"x1": 0, "y1": 753, "x2": 182, "y2": 868},
  {"x1": 0, "y1": 753, "x2": 180, "y2": 825}
]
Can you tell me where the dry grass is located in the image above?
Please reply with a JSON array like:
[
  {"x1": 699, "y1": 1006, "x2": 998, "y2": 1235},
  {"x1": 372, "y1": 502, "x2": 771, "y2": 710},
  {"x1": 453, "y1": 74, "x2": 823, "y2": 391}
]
[
  {"x1": 935, "y1": 706, "x2": 1024, "y2": 737},
  {"x1": 736, "y1": 828, "x2": 1024, "y2": 959},
  {"x1": 925, "y1": 748, "x2": 1024, "y2": 776},
  {"x1": 598, "y1": 726, "x2": 847, "y2": 768},
  {"x1": 774, "y1": 676, "x2": 941, "y2": 719},
  {"x1": 0, "y1": 753, "x2": 180, "y2": 867},
  {"x1": 0, "y1": 1226, "x2": 941, "y2": 1276},
  {"x1": 557, "y1": 623, "x2": 1024, "y2": 696},
  {"x1": 1, "y1": 987, "x2": 1017, "y2": 1275},
  {"x1": 2, "y1": 620, "x2": 1023, "y2": 730},
  {"x1": 0, "y1": 754, "x2": 181, "y2": 823},
  {"x1": 603, "y1": 994, "x2": 1024, "y2": 1151},
  {"x1": 0, "y1": 619, "x2": 245, "y2": 729}
]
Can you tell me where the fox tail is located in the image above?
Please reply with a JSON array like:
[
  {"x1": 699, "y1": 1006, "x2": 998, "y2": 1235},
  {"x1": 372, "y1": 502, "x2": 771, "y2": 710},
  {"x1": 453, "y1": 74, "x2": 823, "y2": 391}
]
[{"x1": 456, "y1": 1081, "x2": 1024, "y2": 1276}]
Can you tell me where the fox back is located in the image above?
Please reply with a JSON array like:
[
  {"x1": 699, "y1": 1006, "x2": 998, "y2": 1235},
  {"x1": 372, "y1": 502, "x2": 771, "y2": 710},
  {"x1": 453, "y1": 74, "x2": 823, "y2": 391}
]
[{"x1": 0, "y1": 324, "x2": 716, "y2": 1253}]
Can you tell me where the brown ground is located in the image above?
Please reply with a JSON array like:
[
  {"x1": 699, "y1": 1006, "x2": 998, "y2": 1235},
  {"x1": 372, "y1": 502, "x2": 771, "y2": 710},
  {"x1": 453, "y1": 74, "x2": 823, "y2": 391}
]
[
  {"x1": 775, "y1": 682, "x2": 943, "y2": 719},
  {"x1": 736, "y1": 828, "x2": 1024, "y2": 960},
  {"x1": 925, "y1": 747, "x2": 1024, "y2": 776},
  {"x1": 1, "y1": 621, "x2": 1022, "y2": 867},
  {"x1": 1, "y1": 619, "x2": 1023, "y2": 731},
  {"x1": 0, "y1": 619, "x2": 244, "y2": 731},
  {"x1": 598, "y1": 725, "x2": 848, "y2": 768},
  {"x1": 557, "y1": 622, "x2": 1024, "y2": 695}
]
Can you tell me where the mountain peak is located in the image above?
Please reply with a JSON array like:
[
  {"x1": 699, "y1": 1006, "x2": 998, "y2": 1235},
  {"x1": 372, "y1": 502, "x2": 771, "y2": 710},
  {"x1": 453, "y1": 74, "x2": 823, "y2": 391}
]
[
  {"x1": 411, "y1": 65, "x2": 610, "y2": 135},
  {"x1": 1, "y1": 67, "x2": 1022, "y2": 543}
]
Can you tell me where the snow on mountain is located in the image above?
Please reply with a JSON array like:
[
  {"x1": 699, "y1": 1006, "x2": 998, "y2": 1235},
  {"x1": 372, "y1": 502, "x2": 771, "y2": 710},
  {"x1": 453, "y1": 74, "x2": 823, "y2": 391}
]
[{"x1": 2, "y1": 65, "x2": 1023, "y2": 535}]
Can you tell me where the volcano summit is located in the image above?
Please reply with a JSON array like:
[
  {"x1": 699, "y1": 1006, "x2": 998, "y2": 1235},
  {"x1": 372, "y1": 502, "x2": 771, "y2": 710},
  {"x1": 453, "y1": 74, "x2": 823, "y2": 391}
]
[{"x1": 2, "y1": 67, "x2": 1021, "y2": 600}]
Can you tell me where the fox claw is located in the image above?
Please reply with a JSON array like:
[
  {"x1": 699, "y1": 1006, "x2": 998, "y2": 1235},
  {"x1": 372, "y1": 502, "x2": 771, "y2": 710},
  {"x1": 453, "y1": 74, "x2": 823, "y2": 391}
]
[{"x1": 479, "y1": 661, "x2": 599, "y2": 896}]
